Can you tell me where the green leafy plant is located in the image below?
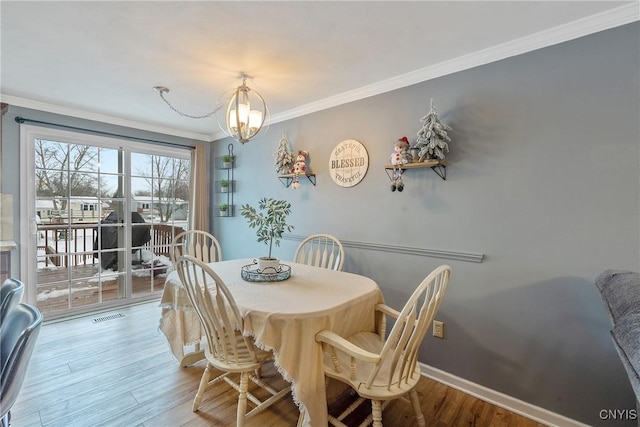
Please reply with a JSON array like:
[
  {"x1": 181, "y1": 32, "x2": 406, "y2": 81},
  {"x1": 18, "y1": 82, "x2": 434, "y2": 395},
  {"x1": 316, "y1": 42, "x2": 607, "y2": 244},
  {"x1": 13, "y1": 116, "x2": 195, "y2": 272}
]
[
  {"x1": 240, "y1": 198, "x2": 294, "y2": 260},
  {"x1": 218, "y1": 203, "x2": 229, "y2": 212},
  {"x1": 221, "y1": 155, "x2": 234, "y2": 164}
]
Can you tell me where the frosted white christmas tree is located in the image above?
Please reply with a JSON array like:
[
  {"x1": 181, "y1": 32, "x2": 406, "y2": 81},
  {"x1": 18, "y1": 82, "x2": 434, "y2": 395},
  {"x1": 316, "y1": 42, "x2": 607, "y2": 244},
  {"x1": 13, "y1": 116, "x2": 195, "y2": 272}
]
[
  {"x1": 415, "y1": 98, "x2": 451, "y2": 161},
  {"x1": 273, "y1": 136, "x2": 295, "y2": 174}
]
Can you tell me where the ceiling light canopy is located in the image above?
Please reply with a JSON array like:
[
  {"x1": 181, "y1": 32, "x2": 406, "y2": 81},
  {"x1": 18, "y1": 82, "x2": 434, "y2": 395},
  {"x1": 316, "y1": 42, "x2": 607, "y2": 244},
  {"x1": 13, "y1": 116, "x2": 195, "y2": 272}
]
[{"x1": 154, "y1": 74, "x2": 268, "y2": 144}]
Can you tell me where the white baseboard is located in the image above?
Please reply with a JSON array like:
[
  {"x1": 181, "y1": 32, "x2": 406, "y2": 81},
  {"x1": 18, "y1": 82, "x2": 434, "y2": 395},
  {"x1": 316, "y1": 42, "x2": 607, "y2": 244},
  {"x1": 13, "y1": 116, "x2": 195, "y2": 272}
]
[{"x1": 420, "y1": 363, "x2": 591, "y2": 427}]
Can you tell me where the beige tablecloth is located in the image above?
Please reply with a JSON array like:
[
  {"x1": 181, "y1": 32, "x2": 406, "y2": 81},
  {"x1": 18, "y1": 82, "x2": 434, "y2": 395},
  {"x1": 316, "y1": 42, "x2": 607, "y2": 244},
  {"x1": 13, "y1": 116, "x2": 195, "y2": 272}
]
[{"x1": 159, "y1": 258, "x2": 383, "y2": 427}]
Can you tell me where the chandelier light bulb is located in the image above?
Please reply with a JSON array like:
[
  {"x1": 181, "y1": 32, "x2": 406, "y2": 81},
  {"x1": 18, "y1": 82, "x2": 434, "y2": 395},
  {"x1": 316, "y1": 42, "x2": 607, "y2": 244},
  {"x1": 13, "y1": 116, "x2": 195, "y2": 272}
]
[
  {"x1": 249, "y1": 109, "x2": 263, "y2": 131},
  {"x1": 229, "y1": 103, "x2": 250, "y2": 130}
]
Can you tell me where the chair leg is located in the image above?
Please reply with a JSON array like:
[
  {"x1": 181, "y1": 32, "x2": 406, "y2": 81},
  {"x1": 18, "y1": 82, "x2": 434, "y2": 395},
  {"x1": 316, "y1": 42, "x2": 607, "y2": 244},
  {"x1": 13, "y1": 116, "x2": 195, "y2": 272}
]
[
  {"x1": 296, "y1": 410, "x2": 305, "y2": 427},
  {"x1": 409, "y1": 389, "x2": 426, "y2": 427},
  {"x1": 236, "y1": 372, "x2": 249, "y2": 427},
  {"x1": 371, "y1": 400, "x2": 383, "y2": 427},
  {"x1": 192, "y1": 363, "x2": 213, "y2": 412}
]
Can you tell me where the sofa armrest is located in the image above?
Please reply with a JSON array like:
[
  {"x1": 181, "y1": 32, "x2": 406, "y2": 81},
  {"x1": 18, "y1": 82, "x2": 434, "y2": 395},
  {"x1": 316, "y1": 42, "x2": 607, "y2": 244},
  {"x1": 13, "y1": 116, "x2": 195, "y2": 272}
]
[
  {"x1": 596, "y1": 269, "x2": 640, "y2": 407},
  {"x1": 612, "y1": 315, "x2": 640, "y2": 403},
  {"x1": 595, "y1": 270, "x2": 640, "y2": 323}
]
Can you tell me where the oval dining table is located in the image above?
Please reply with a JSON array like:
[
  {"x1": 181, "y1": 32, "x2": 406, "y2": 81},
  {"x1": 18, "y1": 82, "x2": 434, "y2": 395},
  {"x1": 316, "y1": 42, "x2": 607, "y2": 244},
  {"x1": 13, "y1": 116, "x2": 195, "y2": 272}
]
[{"x1": 160, "y1": 258, "x2": 384, "y2": 427}]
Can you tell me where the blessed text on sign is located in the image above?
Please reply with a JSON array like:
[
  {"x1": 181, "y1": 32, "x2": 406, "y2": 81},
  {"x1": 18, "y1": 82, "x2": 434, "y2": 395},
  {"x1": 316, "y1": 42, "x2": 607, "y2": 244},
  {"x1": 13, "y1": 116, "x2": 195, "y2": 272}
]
[{"x1": 328, "y1": 139, "x2": 369, "y2": 188}]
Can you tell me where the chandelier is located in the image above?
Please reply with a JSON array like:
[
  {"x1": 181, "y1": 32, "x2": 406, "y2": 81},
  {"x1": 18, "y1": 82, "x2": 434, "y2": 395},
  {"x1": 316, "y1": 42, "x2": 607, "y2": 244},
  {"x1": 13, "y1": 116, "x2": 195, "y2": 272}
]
[{"x1": 154, "y1": 75, "x2": 268, "y2": 144}]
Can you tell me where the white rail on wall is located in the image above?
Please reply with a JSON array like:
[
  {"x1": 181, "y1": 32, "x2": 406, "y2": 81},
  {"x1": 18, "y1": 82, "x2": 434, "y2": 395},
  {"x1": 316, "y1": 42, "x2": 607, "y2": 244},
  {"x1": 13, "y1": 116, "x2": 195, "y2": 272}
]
[{"x1": 283, "y1": 234, "x2": 484, "y2": 263}]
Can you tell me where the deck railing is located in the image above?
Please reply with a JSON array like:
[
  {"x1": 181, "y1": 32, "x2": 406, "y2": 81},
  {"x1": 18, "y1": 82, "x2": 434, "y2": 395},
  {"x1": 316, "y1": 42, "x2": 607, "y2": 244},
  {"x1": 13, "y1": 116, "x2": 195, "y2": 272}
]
[{"x1": 37, "y1": 223, "x2": 185, "y2": 268}]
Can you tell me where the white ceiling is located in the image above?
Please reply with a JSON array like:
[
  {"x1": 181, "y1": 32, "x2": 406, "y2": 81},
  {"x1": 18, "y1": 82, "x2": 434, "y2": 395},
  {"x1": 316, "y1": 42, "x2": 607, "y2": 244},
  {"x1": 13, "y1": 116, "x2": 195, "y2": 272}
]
[{"x1": 1, "y1": 1, "x2": 637, "y2": 142}]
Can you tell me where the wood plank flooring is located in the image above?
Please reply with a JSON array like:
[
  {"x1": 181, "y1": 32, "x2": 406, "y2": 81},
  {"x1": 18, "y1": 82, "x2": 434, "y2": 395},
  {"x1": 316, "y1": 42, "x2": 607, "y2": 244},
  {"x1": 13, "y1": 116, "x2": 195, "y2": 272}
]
[{"x1": 12, "y1": 301, "x2": 547, "y2": 427}]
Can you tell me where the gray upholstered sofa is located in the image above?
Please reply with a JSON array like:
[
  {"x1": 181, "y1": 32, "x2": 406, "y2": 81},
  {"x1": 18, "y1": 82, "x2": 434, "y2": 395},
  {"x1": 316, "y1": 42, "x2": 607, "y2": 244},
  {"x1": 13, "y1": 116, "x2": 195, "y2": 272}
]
[{"x1": 595, "y1": 270, "x2": 640, "y2": 407}]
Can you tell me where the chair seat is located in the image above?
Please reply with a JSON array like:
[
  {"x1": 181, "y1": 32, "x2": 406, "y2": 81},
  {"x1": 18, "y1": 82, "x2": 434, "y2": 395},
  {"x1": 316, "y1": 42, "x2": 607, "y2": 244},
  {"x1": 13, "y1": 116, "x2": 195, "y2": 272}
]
[
  {"x1": 322, "y1": 331, "x2": 421, "y2": 400},
  {"x1": 204, "y1": 330, "x2": 270, "y2": 373}
]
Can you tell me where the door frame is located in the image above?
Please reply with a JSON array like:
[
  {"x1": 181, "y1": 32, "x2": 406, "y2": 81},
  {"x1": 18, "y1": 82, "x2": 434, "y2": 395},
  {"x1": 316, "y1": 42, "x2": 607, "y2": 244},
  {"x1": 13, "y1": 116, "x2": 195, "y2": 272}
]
[{"x1": 19, "y1": 124, "x2": 190, "y2": 316}]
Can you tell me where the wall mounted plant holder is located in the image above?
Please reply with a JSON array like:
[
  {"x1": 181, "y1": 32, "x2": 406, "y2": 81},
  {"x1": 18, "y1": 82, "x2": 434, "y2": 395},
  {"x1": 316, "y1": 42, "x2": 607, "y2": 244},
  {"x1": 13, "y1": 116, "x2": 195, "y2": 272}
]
[
  {"x1": 277, "y1": 173, "x2": 317, "y2": 188},
  {"x1": 384, "y1": 160, "x2": 447, "y2": 181},
  {"x1": 217, "y1": 143, "x2": 235, "y2": 216}
]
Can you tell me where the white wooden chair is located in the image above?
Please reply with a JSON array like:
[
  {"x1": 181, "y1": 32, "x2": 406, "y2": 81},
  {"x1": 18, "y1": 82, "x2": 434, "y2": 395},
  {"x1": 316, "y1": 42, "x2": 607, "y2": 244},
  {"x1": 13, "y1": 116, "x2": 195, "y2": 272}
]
[
  {"x1": 294, "y1": 234, "x2": 345, "y2": 271},
  {"x1": 168, "y1": 230, "x2": 223, "y2": 366},
  {"x1": 175, "y1": 255, "x2": 291, "y2": 426},
  {"x1": 170, "y1": 230, "x2": 222, "y2": 267},
  {"x1": 316, "y1": 265, "x2": 452, "y2": 427}
]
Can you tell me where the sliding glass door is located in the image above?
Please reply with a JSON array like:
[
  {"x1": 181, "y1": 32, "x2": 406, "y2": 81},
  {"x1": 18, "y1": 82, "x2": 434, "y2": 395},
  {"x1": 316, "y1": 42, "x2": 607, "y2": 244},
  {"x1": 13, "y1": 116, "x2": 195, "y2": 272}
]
[{"x1": 20, "y1": 125, "x2": 191, "y2": 319}]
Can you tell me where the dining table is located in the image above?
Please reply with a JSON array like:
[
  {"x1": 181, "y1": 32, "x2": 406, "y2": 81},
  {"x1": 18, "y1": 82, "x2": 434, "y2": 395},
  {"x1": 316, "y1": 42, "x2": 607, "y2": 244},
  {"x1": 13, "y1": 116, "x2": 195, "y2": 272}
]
[{"x1": 159, "y1": 258, "x2": 384, "y2": 427}]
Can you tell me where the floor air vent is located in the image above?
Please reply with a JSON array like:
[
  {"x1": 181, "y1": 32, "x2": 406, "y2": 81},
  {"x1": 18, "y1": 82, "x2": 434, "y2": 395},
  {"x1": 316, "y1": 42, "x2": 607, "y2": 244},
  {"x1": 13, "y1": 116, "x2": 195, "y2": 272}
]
[{"x1": 92, "y1": 312, "x2": 125, "y2": 323}]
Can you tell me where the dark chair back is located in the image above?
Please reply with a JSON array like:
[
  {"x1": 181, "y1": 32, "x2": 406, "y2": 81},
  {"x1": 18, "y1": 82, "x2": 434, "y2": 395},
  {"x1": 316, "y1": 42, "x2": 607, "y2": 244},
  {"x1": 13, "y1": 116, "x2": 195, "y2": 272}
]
[
  {"x1": 0, "y1": 279, "x2": 24, "y2": 326},
  {"x1": 0, "y1": 304, "x2": 43, "y2": 425}
]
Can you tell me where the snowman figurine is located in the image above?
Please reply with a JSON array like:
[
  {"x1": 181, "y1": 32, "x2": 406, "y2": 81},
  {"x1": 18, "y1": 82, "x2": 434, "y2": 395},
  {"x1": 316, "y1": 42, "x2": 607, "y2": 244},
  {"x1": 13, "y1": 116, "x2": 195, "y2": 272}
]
[
  {"x1": 390, "y1": 137, "x2": 411, "y2": 192},
  {"x1": 291, "y1": 150, "x2": 309, "y2": 189}
]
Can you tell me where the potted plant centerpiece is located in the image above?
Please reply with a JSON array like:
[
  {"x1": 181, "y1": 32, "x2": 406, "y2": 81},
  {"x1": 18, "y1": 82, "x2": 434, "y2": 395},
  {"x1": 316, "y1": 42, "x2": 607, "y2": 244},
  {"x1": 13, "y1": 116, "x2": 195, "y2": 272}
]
[{"x1": 240, "y1": 198, "x2": 294, "y2": 272}]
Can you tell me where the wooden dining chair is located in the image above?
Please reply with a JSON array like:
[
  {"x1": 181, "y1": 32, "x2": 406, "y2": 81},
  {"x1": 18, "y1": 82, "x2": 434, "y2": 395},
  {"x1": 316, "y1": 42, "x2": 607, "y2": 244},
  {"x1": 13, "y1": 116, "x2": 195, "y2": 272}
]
[
  {"x1": 294, "y1": 233, "x2": 345, "y2": 271},
  {"x1": 175, "y1": 255, "x2": 291, "y2": 426},
  {"x1": 170, "y1": 230, "x2": 222, "y2": 267},
  {"x1": 316, "y1": 265, "x2": 452, "y2": 427},
  {"x1": 169, "y1": 230, "x2": 222, "y2": 366}
]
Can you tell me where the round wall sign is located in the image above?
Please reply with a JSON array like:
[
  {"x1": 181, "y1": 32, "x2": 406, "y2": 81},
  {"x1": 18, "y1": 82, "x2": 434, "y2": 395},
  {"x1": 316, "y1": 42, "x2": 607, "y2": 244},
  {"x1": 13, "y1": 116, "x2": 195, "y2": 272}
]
[{"x1": 328, "y1": 139, "x2": 369, "y2": 187}]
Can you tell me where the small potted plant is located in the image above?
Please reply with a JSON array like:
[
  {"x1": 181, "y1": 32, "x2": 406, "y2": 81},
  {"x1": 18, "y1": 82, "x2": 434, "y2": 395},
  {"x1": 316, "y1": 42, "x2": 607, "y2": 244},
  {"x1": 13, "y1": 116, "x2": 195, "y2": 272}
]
[
  {"x1": 218, "y1": 203, "x2": 229, "y2": 216},
  {"x1": 221, "y1": 154, "x2": 234, "y2": 168},
  {"x1": 219, "y1": 179, "x2": 230, "y2": 193},
  {"x1": 240, "y1": 198, "x2": 294, "y2": 272}
]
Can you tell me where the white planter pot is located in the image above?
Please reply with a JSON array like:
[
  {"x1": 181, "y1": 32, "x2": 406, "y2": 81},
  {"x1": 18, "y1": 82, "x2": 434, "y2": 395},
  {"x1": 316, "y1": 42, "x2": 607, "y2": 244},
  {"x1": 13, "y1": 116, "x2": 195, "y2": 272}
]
[
  {"x1": 221, "y1": 186, "x2": 229, "y2": 193},
  {"x1": 257, "y1": 257, "x2": 280, "y2": 273}
]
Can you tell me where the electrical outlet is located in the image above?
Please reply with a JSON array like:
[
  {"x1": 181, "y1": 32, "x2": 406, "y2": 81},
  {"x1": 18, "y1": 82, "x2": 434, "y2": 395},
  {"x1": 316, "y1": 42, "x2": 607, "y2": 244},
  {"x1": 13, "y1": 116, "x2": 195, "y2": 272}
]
[{"x1": 433, "y1": 320, "x2": 444, "y2": 338}]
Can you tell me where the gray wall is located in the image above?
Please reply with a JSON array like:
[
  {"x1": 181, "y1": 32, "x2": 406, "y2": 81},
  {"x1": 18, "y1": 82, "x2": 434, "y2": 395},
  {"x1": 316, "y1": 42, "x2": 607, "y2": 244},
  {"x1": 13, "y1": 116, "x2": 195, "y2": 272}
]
[{"x1": 212, "y1": 23, "x2": 640, "y2": 426}]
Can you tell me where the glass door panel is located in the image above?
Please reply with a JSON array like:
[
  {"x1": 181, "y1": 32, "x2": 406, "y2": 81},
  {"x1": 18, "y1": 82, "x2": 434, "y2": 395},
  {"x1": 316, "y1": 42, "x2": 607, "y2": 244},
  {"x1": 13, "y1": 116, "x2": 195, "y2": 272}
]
[
  {"x1": 130, "y1": 152, "x2": 189, "y2": 298},
  {"x1": 34, "y1": 139, "x2": 128, "y2": 315},
  {"x1": 24, "y1": 125, "x2": 192, "y2": 319}
]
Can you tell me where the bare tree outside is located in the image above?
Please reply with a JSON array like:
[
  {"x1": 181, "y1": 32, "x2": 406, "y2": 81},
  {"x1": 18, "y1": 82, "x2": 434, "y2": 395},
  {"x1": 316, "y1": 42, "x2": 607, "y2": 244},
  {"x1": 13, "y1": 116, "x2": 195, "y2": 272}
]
[
  {"x1": 35, "y1": 139, "x2": 106, "y2": 211},
  {"x1": 135, "y1": 155, "x2": 190, "y2": 223}
]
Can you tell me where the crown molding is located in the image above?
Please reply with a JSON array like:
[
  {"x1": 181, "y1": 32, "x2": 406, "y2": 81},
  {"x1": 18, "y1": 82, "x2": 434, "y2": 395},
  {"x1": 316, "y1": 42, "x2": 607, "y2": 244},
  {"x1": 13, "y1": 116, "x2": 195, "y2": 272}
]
[
  {"x1": 4, "y1": 3, "x2": 638, "y2": 143},
  {"x1": 267, "y1": 3, "x2": 639, "y2": 127},
  {"x1": 0, "y1": 94, "x2": 211, "y2": 142}
]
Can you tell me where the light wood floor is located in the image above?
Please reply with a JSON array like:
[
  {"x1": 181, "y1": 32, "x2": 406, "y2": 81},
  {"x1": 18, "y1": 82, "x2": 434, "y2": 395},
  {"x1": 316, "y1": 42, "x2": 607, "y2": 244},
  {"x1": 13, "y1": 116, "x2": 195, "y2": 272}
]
[{"x1": 12, "y1": 301, "x2": 547, "y2": 427}]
